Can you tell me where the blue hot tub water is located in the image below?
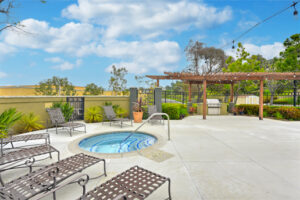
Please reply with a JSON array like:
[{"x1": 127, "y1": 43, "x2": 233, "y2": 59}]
[{"x1": 78, "y1": 132, "x2": 157, "y2": 153}]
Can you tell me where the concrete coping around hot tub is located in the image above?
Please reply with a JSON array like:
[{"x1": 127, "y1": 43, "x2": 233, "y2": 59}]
[{"x1": 68, "y1": 130, "x2": 167, "y2": 159}]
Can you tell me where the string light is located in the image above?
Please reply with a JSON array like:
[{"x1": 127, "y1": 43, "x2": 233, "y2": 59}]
[{"x1": 221, "y1": 1, "x2": 299, "y2": 49}]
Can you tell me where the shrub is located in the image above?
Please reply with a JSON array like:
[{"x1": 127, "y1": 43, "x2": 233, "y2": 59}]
[
  {"x1": 236, "y1": 104, "x2": 300, "y2": 120},
  {"x1": 85, "y1": 106, "x2": 103, "y2": 123},
  {"x1": 273, "y1": 96, "x2": 300, "y2": 105},
  {"x1": 51, "y1": 101, "x2": 74, "y2": 121},
  {"x1": 162, "y1": 103, "x2": 188, "y2": 120},
  {"x1": 0, "y1": 108, "x2": 23, "y2": 138},
  {"x1": 141, "y1": 106, "x2": 148, "y2": 119},
  {"x1": 17, "y1": 113, "x2": 44, "y2": 133}
]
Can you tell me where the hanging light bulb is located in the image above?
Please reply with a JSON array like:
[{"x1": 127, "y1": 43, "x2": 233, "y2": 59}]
[
  {"x1": 232, "y1": 40, "x2": 235, "y2": 49},
  {"x1": 293, "y1": 2, "x2": 298, "y2": 16}
]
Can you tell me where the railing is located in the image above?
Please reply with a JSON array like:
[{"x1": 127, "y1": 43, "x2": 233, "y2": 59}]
[{"x1": 119, "y1": 113, "x2": 170, "y2": 151}]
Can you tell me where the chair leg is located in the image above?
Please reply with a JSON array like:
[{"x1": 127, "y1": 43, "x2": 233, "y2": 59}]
[
  {"x1": 55, "y1": 125, "x2": 58, "y2": 135},
  {"x1": 69, "y1": 128, "x2": 72, "y2": 137},
  {"x1": 0, "y1": 174, "x2": 4, "y2": 187},
  {"x1": 11, "y1": 141, "x2": 14, "y2": 148},
  {"x1": 167, "y1": 178, "x2": 172, "y2": 200},
  {"x1": 121, "y1": 121, "x2": 123, "y2": 128}
]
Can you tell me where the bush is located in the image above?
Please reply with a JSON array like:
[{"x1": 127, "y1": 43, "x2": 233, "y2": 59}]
[
  {"x1": 142, "y1": 106, "x2": 148, "y2": 119},
  {"x1": 273, "y1": 96, "x2": 300, "y2": 105},
  {"x1": 0, "y1": 108, "x2": 23, "y2": 138},
  {"x1": 85, "y1": 106, "x2": 103, "y2": 123},
  {"x1": 17, "y1": 113, "x2": 44, "y2": 133},
  {"x1": 51, "y1": 101, "x2": 74, "y2": 121},
  {"x1": 236, "y1": 104, "x2": 300, "y2": 120},
  {"x1": 162, "y1": 103, "x2": 188, "y2": 120}
]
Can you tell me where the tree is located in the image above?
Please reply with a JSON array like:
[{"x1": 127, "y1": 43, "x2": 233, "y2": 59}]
[
  {"x1": 257, "y1": 56, "x2": 288, "y2": 104},
  {"x1": 134, "y1": 75, "x2": 155, "y2": 90},
  {"x1": 277, "y1": 33, "x2": 300, "y2": 72},
  {"x1": 84, "y1": 83, "x2": 104, "y2": 95},
  {"x1": 109, "y1": 65, "x2": 128, "y2": 95},
  {"x1": 184, "y1": 40, "x2": 227, "y2": 102},
  {"x1": 0, "y1": 0, "x2": 46, "y2": 32},
  {"x1": 224, "y1": 43, "x2": 263, "y2": 103},
  {"x1": 35, "y1": 76, "x2": 76, "y2": 96}
]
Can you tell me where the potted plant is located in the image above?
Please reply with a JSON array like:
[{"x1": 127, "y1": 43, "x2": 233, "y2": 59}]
[{"x1": 132, "y1": 97, "x2": 143, "y2": 123}]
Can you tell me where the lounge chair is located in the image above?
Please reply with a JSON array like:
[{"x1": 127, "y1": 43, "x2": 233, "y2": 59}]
[
  {"x1": 148, "y1": 105, "x2": 164, "y2": 124},
  {"x1": 0, "y1": 153, "x2": 106, "y2": 200},
  {"x1": 78, "y1": 165, "x2": 171, "y2": 200},
  {"x1": 0, "y1": 144, "x2": 60, "y2": 186},
  {"x1": 0, "y1": 133, "x2": 50, "y2": 155},
  {"x1": 46, "y1": 108, "x2": 86, "y2": 136},
  {"x1": 103, "y1": 106, "x2": 132, "y2": 128}
]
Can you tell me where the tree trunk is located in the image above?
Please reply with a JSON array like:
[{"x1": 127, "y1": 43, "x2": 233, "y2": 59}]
[
  {"x1": 270, "y1": 94, "x2": 274, "y2": 105},
  {"x1": 197, "y1": 84, "x2": 201, "y2": 103}
]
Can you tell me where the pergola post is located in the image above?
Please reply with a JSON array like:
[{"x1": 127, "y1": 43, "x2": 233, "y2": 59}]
[
  {"x1": 259, "y1": 80, "x2": 264, "y2": 120},
  {"x1": 156, "y1": 79, "x2": 160, "y2": 87},
  {"x1": 189, "y1": 82, "x2": 192, "y2": 102},
  {"x1": 203, "y1": 80, "x2": 207, "y2": 120},
  {"x1": 230, "y1": 83, "x2": 234, "y2": 103}
]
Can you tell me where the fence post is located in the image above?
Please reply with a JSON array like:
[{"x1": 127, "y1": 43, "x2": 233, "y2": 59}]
[
  {"x1": 154, "y1": 87, "x2": 162, "y2": 112},
  {"x1": 294, "y1": 80, "x2": 297, "y2": 107},
  {"x1": 129, "y1": 88, "x2": 138, "y2": 120}
]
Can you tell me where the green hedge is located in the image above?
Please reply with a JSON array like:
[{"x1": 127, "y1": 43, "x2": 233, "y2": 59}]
[
  {"x1": 273, "y1": 96, "x2": 300, "y2": 105},
  {"x1": 162, "y1": 103, "x2": 188, "y2": 120},
  {"x1": 236, "y1": 104, "x2": 300, "y2": 120}
]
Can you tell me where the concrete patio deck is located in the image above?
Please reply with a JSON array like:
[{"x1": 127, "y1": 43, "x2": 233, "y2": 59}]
[{"x1": 2, "y1": 115, "x2": 300, "y2": 200}]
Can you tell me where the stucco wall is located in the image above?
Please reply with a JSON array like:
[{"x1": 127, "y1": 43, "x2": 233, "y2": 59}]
[{"x1": 0, "y1": 96, "x2": 130, "y2": 126}]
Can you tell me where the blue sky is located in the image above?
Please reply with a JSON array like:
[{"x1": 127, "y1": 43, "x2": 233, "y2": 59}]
[{"x1": 0, "y1": 0, "x2": 299, "y2": 89}]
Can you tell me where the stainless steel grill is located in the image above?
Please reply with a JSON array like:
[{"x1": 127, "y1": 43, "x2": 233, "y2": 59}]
[{"x1": 207, "y1": 99, "x2": 221, "y2": 115}]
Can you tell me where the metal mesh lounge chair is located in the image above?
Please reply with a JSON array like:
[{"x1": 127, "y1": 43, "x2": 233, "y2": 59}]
[
  {"x1": 0, "y1": 144, "x2": 60, "y2": 186},
  {"x1": 0, "y1": 153, "x2": 106, "y2": 200},
  {"x1": 148, "y1": 105, "x2": 164, "y2": 124},
  {"x1": 78, "y1": 165, "x2": 171, "y2": 200},
  {"x1": 0, "y1": 133, "x2": 50, "y2": 155},
  {"x1": 46, "y1": 108, "x2": 86, "y2": 136},
  {"x1": 103, "y1": 106, "x2": 132, "y2": 128}
]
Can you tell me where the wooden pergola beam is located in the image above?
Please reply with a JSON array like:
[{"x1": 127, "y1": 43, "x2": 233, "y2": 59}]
[
  {"x1": 203, "y1": 80, "x2": 207, "y2": 120},
  {"x1": 259, "y1": 80, "x2": 264, "y2": 120},
  {"x1": 146, "y1": 72, "x2": 300, "y2": 121},
  {"x1": 147, "y1": 72, "x2": 300, "y2": 82}
]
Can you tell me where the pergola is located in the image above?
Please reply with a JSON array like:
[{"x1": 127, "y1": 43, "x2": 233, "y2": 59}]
[{"x1": 147, "y1": 72, "x2": 300, "y2": 120}]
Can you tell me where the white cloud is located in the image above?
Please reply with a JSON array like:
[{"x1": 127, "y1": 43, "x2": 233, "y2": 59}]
[
  {"x1": 2, "y1": 19, "x2": 99, "y2": 57},
  {"x1": 1, "y1": 15, "x2": 181, "y2": 73},
  {"x1": 62, "y1": 0, "x2": 232, "y2": 39},
  {"x1": 0, "y1": 72, "x2": 7, "y2": 78},
  {"x1": 0, "y1": 42, "x2": 16, "y2": 58},
  {"x1": 45, "y1": 57, "x2": 83, "y2": 71},
  {"x1": 226, "y1": 42, "x2": 284, "y2": 60},
  {"x1": 45, "y1": 57, "x2": 64, "y2": 63},
  {"x1": 97, "y1": 40, "x2": 181, "y2": 73}
]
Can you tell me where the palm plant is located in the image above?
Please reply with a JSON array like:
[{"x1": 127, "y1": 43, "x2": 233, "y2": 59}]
[
  {"x1": 19, "y1": 113, "x2": 44, "y2": 133},
  {"x1": 0, "y1": 108, "x2": 23, "y2": 138},
  {"x1": 51, "y1": 101, "x2": 74, "y2": 121},
  {"x1": 85, "y1": 106, "x2": 103, "y2": 123}
]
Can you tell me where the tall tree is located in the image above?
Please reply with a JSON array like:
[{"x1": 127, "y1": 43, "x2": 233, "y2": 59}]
[
  {"x1": 225, "y1": 43, "x2": 263, "y2": 103},
  {"x1": 277, "y1": 33, "x2": 300, "y2": 72},
  {"x1": 185, "y1": 40, "x2": 227, "y2": 102},
  {"x1": 0, "y1": 0, "x2": 46, "y2": 32},
  {"x1": 134, "y1": 75, "x2": 155, "y2": 91},
  {"x1": 109, "y1": 65, "x2": 128, "y2": 95},
  {"x1": 84, "y1": 83, "x2": 104, "y2": 95},
  {"x1": 35, "y1": 76, "x2": 76, "y2": 96}
]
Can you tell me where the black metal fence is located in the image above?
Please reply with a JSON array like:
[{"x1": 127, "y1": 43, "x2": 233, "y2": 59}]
[
  {"x1": 138, "y1": 89, "x2": 155, "y2": 105},
  {"x1": 67, "y1": 97, "x2": 85, "y2": 120},
  {"x1": 161, "y1": 90, "x2": 300, "y2": 107}
]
